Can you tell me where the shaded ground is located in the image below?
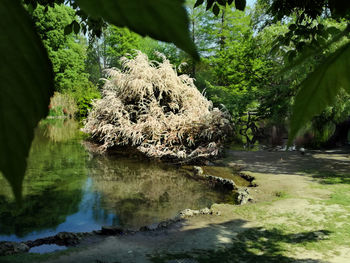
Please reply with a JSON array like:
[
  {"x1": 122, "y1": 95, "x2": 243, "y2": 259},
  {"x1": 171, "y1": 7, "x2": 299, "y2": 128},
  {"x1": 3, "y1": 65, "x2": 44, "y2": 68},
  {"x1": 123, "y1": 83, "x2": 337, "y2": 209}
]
[{"x1": 2, "y1": 149, "x2": 350, "y2": 263}]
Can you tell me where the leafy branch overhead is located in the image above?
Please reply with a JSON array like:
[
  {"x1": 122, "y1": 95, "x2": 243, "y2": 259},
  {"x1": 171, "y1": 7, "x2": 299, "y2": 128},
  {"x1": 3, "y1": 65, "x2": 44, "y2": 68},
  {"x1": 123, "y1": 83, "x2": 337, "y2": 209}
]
[
  {"x1": 289, "y1": 43, "x2": 350, "y2": 145},
  {"x1": 76, "y1": 0, "x2": 199, "y2": 60},
  {"x1": 265, "y1": 0, "x2": 350, "y2": 142},
  {"x1": 194, "y1": 0, "x2": 246, "y2": 16},
  {"x1": 0, "y1": 0, "x2": 54, "y2": 202}
]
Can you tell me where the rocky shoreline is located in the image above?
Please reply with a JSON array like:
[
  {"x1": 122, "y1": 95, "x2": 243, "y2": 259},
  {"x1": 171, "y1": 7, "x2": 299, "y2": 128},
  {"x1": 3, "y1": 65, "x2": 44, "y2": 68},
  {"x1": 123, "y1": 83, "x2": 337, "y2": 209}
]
[{"x1": 0, "y1": 165, "x2": 256, "y2": 257}]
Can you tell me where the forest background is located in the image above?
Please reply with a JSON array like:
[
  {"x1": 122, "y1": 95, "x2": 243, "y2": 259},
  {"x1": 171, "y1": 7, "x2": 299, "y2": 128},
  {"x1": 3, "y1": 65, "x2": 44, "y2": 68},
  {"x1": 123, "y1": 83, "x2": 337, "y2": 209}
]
[
  {"x1": 33, "y1": 0, "x2": 350, "y2": 149},
  {"x1": 2, "y1": 0, "x2": 350, "y2": 200}
]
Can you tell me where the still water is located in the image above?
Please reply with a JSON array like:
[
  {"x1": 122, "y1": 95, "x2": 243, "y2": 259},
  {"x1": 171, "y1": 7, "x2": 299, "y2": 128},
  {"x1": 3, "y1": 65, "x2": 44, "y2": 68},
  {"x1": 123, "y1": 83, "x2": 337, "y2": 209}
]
[{"x1": 0, "y1": 119, "x2": 231, "y2": 242}]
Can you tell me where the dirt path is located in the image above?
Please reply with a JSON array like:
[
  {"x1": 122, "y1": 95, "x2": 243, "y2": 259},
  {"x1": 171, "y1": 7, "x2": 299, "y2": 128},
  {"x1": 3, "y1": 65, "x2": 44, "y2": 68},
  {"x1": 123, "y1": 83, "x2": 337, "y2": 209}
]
[{"x1": 38, "y1": 150, "x2": 350, "y2": 263}]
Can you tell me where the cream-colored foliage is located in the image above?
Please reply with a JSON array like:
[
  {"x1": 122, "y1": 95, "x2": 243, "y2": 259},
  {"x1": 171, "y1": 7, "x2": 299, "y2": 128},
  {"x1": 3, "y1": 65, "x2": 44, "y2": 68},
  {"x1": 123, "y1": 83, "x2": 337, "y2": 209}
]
[{"x1": 83, "y1": 51, "x2": 232, "y2": 161}]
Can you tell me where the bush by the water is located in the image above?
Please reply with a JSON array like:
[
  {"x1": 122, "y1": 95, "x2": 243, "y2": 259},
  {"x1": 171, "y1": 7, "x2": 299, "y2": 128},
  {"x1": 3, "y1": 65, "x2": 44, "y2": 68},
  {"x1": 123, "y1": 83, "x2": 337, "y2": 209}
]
[{"x1": 83, "y1": 52, "x2": 232, "y2": 162}]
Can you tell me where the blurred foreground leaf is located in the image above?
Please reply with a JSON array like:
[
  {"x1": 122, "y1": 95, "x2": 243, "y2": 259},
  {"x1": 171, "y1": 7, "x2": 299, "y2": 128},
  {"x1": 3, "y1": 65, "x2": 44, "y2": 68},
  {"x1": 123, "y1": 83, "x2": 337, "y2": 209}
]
[
  {"x1": 0, "y1": 0, "x2": 54, "y2": 202},
  {"x1": 289, "y1": 43, "x2": 350, "y2": 144},
  {"x1": 77, "y1": 0, "x2": 199, "y2": 60}
]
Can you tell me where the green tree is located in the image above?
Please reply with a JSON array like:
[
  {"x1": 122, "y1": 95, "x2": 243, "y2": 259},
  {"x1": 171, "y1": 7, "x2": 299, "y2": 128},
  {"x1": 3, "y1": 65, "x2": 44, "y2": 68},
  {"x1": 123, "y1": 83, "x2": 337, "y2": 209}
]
[
  {"x1": 104, "y1": 25, "x2": 142, "y2": 68},
  {"x1": 32, "y1": 4, "x2": 90, "y2": 93}
]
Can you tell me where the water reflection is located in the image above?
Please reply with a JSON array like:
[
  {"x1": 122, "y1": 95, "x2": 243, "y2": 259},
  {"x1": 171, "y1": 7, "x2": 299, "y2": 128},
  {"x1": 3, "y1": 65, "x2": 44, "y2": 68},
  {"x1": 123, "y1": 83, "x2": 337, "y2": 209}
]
[
  {"x1": 0, "y1": 119, "x2": 88, "y2": 241},
  {"x1": 88, "y1": 156, "x2": 227, "y2": 228},
  {"x1": 0, "y1": 119, "x2": 229, "y2": 242}
]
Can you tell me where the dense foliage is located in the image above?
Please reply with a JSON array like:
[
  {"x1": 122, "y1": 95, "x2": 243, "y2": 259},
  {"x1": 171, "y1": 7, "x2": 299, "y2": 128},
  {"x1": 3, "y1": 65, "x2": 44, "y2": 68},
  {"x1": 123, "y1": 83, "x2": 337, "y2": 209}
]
[{"x1": 31, "y1": 4, "x2": 100, "y2": 118}]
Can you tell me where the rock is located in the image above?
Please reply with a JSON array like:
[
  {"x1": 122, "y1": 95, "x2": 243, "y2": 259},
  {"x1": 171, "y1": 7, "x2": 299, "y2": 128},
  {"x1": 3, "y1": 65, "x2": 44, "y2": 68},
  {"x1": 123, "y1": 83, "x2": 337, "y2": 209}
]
[
  {"x1": 139, "y1": 224, "x2": 160, "y2": 231},
  {"x1": 93, "y1": 230, "x2": 102, "y2": 235},
  {"x1": 239, "y1": 172, "x2": 255, "y2": 182},
  {"x1": 157, "y1": 220, "x2": 171, "y2": 229},
  {"x1": 179, "y1": 207, "x2": 212, "y2": 218},
  {"x1": 147, "y1": 223, "x2": 159, "y2": 231},
  {"x1": 192, "y1": 210, "x2": 200, "y2": 215},
  {"x1": 101, "y1": 226, "x2": 124, "y2": 235},
  {"x1": 0, "y1": 242, "x2": 29, "y2": 256},
  {"x1": 207, "y1": 175, "x2": 237, "y2": 190},
  {"x1": 179, "y1": 208, "x2": 194, "y2": 218},
  {"x1": 139, "y1": 226, "x2": 150, "y2": 231},
  {"x1": 233, "y1": 188, "x2": 253, "y2": 205},
  {"x1": 199, "y1": 207, "x2": 212, "y2": 215},
  {"x1": 55, "y1": 232, "x2": 81, "y2": 245},
  {"x1": 193, "y1": 166, "x2": 204, "y2": 176}
]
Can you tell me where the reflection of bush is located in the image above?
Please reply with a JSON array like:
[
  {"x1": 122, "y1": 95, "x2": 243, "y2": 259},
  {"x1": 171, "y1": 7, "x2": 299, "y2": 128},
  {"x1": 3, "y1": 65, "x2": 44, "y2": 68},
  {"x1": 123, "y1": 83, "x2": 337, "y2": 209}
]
[
  {"x1": 89, "y1": 156, "x2": 226, "y2": 228},
  {"x1": 48, "y1": 92, "x2": 77, "y2": 118},
  {"x1": 0, "y1": 122, "x2": 87, "y2": 237},
  {"x1": 40, "y1": 119, "x2": 79, "y2": 143}
]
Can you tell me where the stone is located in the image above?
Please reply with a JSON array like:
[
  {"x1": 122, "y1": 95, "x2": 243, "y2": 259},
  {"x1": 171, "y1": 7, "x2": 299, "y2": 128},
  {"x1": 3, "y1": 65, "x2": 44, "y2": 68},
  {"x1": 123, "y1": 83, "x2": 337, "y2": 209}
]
[
  {"x1": 207, "y1": 175, "x2": 237, "y2": 190},
  {"x1": 147, "y1": 223, "x2": 159, "y2": 231},
  {"x1": 192, "y1": 210, "x2": 200, "y2": 215},
  {"x1": 199, "y1": 208, "x2": 211, "y2": 214},
  {"x1": 233, "y1": 188, "x2": 253, "y2": 205},
  {"x1": 55, "y1": 232, "x2": 80, "y2": 245},
  {"x1": 179, "y1": 209, "x2": 194, "y2": 218},
  {"x1": 101, "y1": 226, "x2": 124, "y2": 235},
  {"x1": 193, "y1": 166, "x2": 204, "y2": 176},
  {"x1": 0, "y1": 242, "x2": 29, "y2": 256}
]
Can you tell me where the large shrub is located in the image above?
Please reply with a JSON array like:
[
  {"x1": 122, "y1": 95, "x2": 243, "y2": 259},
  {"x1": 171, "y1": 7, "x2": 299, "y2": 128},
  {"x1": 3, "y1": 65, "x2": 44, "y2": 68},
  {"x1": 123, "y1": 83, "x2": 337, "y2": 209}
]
[{"x1": 83, "y1": 52, "x2": 232, "y2": 162}]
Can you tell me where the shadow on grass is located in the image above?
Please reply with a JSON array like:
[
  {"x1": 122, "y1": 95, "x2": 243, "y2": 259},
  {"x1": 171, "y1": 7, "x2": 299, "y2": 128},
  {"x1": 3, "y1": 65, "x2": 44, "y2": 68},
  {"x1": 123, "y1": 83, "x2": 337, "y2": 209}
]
[
  {"x1": 0, "y1": 220, "x2": 332, "y2": 263},
  {"x1": 150, "y1": 222, "x2": 331, "y2": 263},
  {"x1": 221, "y1": 149, "x2": 350, "y2": 185},
  {"x1": 307, "y1": 170, "x2": 350, "y2": 185}
]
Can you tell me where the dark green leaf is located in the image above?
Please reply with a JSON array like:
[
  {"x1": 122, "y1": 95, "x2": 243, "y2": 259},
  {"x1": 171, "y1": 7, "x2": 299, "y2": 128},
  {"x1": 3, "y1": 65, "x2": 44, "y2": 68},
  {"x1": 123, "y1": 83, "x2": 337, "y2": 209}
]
[
  {"x1": 285, "y1": 50, "x2": 297, "y2": 62},
  {"x1": 194, "y1": 0, "x2": 204, "y2": 8},
  {"x1": 206, "y1": 0, "x2": 215, "y2": 10},
  {"x1": 213, "y1": 3, "x2": 220, "y2": 16},
  {"x1": 217, "y1": 0, "x2": 226, "y2": 6},
  {"x1": 64, "y1": 23, "x2": 73, "y2": 35},
  {"x1": 288, "y1": 43, "x2": 350, "y2": 145},
  {"x1": 72, "y1": 20, "x2": 80, "y2": 34},
  {"x1": 235, "y1": 0, "x2": 246, "y2": 11},
  {"x1": 0, "y1": 0, "x2": 54, "y2": 201},
  {"x1": 329, "y1": 0, "x2": 350, "y2": 18},
  {"x1": 289, "y1": 24, "x2": 297, "y2": 31},
  {"x1": 227, "y1": 0, "x2": 234, "y2": 5},
  {"x1": 77, "y1": 0, "x2": 199, "y2": 60}
]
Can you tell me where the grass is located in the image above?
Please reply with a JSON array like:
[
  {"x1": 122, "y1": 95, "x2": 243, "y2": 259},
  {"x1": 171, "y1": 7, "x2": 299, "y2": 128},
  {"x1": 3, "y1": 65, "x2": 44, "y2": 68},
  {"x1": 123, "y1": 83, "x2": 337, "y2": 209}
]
[
  {"x1": 273, "y1": 190, "x2": 289, "y2": 199},
  {"x1": 150, "y1": 227, "x2": 330, "y2": 263},
  {"x1": 149, "y1": 169, "x2": 350, "y2": 263}
]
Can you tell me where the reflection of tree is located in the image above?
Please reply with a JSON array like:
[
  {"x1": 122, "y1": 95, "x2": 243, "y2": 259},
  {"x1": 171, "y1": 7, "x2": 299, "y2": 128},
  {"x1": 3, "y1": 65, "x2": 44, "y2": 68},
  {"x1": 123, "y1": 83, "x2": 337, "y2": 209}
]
[
  {"x1": 89, "y1": 156, "x2": 226, "y2": 229},
  {"x1": 0, "y1": 188, "x2": 82, "y2": 237},
  {"x1": 0, "y1": 120, "x2": 87, "y2": 237}
]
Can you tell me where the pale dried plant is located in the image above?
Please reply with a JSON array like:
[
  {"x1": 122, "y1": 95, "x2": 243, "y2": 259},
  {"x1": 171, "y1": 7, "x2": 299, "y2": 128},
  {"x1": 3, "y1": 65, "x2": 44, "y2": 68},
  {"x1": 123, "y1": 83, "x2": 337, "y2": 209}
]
[{"x1": 83, "y1": 51, "x2": 232, "y2": 162}]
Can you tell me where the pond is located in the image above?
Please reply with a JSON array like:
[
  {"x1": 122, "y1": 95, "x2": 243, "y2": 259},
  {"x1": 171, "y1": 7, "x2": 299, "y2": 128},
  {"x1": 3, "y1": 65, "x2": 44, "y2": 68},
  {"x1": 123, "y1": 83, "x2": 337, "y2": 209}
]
[{"x1": 0, "y1": 119, "x2": 239, "y2": 244}]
